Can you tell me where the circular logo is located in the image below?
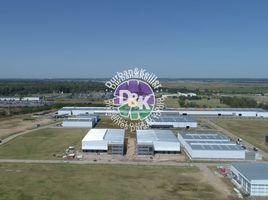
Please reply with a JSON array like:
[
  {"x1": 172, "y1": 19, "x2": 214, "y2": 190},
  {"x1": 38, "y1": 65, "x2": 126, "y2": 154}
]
[{"x1": 112, "y1": 79, "x2": 156, "y2": 120}]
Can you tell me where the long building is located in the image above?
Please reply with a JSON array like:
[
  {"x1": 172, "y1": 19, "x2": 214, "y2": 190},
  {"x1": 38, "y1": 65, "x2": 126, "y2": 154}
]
[
  {"x1": 230, "y1": 163, "x2": 268, "y2": 196},
  {"x1": 178, "y1": 131, "x2": 246, "y2": 160},
  {"x1": 136, "y1": 129, "x2": 180, "y2": 155},
  {"x1": 57, "y1": 107, "x2": 268, "y2": 118},
  {"x1": 82, "y1": 129, "x2": 125, "y2": 155},
  {"x1": 62, "y1": 114, "x2": 99, "y2": 128},
  {"x1": 146, "y1": 114, "x2": 197, "y2": 128}
]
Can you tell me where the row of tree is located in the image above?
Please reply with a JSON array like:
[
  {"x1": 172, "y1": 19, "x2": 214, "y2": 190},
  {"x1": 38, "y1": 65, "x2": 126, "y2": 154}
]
[
  {"x1": 0, "y1": 80, "x2": 106, "y2": 95},
  {"x1": 220, "y1": 96, "x2": 258, "y2": 108}
]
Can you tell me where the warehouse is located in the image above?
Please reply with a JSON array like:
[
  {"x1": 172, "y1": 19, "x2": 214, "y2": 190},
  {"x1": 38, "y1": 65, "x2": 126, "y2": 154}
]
[
  {"x1": 82, "y1": 129, "x2": 125, "y2": 155},
  {"x1": 162, "y1": 108, "x2": 268, "y2": 118},
  {"x1": 178, "y1": 131, "x2": 245, "y2": 160},
  {"x1": 230, "y1": 163, "x2": 268, "y2": 196},
  {"x1": 136, "y1": 129, "x2": 180, "y2": 155},
  {"x1": 62, "y1": 114, "x2": 99, "y2": 128},
  {"x1": 62, "y1": 118, "x2": 95, "y2": 128},
  {"x1": 58, "y1": 106, "x2": 115, "y2": 115},
  {"x1": 58, "y1": 107, "x2": 268, "y2": 118},
  {"x1": 146, "y1": 114, "x2": 197, "y2": 128}
]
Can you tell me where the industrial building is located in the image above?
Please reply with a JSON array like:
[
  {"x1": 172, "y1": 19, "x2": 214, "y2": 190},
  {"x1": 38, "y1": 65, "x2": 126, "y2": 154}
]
[
  {"x1": 178, "y1": 131, "x2": 246, "y2": 160},
  {"x1": 163, "y1": 108, "x2": 268, "y2": 118},
  {"x1": 62, "y1": 114, "x2": 99, "y2": 128},
  {"x1": 82, "y1": 129, "x2": 125, "y2": 155},
  {"x1": 146, "y1": 114, "x2": 197, "y2": 128},
  {"x1": 21, "y1": 97, "x2": 41, "y2": 101},
  {"x1": 58, "y1": 106, "x2": 114, "y2": 115},
  {"x1": 136, "y1": 129, "x2": 180, "y2": 155},
  {"x1": 230, "y1": 163, "x2": 268, "y2": 196},
  {"x1": 58, "y1": 106, "x2": 268, "y2": 118}
]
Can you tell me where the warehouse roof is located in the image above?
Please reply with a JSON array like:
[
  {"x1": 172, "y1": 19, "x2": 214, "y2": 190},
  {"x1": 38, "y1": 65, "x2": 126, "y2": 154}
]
[
  {"x1": 190, "y1": 143, "x2": 244, "y2": 151},
  {"x1": 82, "y1": 129, "x2": 124, "y2": 145},
  {"x1": 164, "y1": 108, "x2": 267, "y2": 112},
  {"x1": 60, "y1": 107, "x2": 112, "y2": 111},
  {"x1": 64, "y1": 118, "x2": 94, "y2": 122},
  {"x1": 178, "y1": 131, "x2": 244, "y2": 151},
  {"x1": 148, "y1": 114, "x2": 196, "y2": 123},
  {"x1": 179, "y1": 131, "x2": 229, "y2": 141},
  {"x1": 232, "y1": 163, "x2": 268, "y2": 181},
  {"x1": 137, "y1": 130, "x2": 180, "y2": 151}
]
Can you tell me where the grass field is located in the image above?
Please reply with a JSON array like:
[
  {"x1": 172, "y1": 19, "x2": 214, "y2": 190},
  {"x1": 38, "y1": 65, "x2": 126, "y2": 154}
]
[
  {"x1": 211, "y1": 118, "x2": 268, "y2": 153},
  {"x1": 0, "y1": 163, "x2": 233, "y2": 200},
  {"x1": 0, "y1": 128, "x2": 88, "y2": 159}
]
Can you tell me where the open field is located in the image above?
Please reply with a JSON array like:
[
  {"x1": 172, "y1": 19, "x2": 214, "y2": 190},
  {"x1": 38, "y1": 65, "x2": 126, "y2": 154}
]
[
  {"x1": 0, "y1": 128, "x2": 88, "y2": 159},
  {"x1": 163, "y1": 97, "x2": 181, "y2": 107},
  {"x1": 210, "y1": 118, "x2": 268, "y2": 153},
  {"x1": 0, "y1": 112, "x2": 55, "y2": 139},
  {"x1": 0, "y1": 163, "x2": 237, "y2": 200}
]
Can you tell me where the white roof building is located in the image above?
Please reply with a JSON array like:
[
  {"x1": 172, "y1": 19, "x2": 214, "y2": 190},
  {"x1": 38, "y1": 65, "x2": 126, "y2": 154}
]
[
  {"x1": 82, "y1": 129, "x2": 125, "y2": 155},
  {"x1": 136, "y1": 129, "x2": 180, "y2": 155},
  {"x1": 230, "y1": 163, "x2": 268, "y2": 196},
  {"x1": 146, "y1": 114, "x2": 197, "y2": 128},
  {"x1": 178, "y1": 131, "x2": 246, "y2": 160}
]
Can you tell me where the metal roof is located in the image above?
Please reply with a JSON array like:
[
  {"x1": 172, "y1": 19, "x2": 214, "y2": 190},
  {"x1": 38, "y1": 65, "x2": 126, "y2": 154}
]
[
  {"x1": 164, "y1": 108, "x2": 267, "y2": 112},
  {"x1": 82, "y1": 129, "x2": 124, "y2": 145},
  {"x1": 64, "y1": 118, "x2": 94, "y2": 122},
  {"x1": 190, "y1": 143, "x2": 243, "y2": 151},
  {"x1": 232, "y1": 163, "x2": 268, "y2": 181},
  {"x1": 137, "y1": 130, "x2": 180, "y2": 151},
  {"x1": 148, "y1": 114, "x2": 196, "y2": 123},
  {"x1": 178, "y1": 131, "x2": 244, "y2": 151},
  {"x1": 179, "y1": 131, "x2": 229, "y2": 141}
]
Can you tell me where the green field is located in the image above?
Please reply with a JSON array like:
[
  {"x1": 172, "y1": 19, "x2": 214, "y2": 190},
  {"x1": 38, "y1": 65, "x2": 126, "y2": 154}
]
[
  {"x1": 211, "y1": 118, "x2": 268, "y2": 153},
  {"x1": 0, "y1": 163, "x2": 231, "y2": 200},
  {"x1": 0, "y1": 128, "x2": 88, "y2": 159}
]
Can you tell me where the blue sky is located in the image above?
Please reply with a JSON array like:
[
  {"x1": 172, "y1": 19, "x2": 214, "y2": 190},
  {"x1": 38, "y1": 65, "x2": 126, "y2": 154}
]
[{"x1": 0, "y1": 0, "x2": 268, "y2": 78}]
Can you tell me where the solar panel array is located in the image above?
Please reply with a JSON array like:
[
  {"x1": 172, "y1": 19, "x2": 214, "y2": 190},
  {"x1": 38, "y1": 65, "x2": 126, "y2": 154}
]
[{"x1": 179, "y1": 131, "x2": 244, "y2": 151}]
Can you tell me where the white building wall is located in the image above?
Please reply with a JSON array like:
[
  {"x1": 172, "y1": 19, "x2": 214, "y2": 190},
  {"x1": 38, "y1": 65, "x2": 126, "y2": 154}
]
[
  {"x1": 231, "y1": 166, "x2": 268, "y2": 196},
  {"x1": 62, "y1": 121, "x2": 93, "y2": 128},
  {"x1": 189, "y1": 149, "x2": 245, "y2": 159}
]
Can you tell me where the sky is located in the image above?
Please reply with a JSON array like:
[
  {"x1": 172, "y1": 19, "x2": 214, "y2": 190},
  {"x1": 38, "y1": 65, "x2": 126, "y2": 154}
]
[{"x1": 0, "y1": 0, "x2": 268, "y2": 79}]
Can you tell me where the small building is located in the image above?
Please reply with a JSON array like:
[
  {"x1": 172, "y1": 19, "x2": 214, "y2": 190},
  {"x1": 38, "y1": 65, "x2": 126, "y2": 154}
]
[
  {"x1": 21, "y1": 97, "x2": 40, "y2": 101},
  {"x1": 0, "y1": 97, "x2": 20, "y2": 101},
  {"x1": 146, "y1": 114, "x2": 197, "y2": 128},
  {"x1": 136, "y1": 129, "x2": 180, "y2": 155},
  {"x1": 82, "y1": 129, "x2": 125, "y2": 155},
  {"x1": 178, "y1": 131, "x2": 245, "y2": 160},
  {"x1": 230, "y1": 163, "x2": 268, "y2": 196}
]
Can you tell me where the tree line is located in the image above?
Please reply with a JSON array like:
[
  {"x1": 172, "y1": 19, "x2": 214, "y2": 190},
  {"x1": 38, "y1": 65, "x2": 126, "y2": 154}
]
[{"x1": 0, "y1": 80, "x2": 106, "y2": 96}]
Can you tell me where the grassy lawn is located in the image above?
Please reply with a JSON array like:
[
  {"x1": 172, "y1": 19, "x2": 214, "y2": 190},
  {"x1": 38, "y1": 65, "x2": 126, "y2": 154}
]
[
  {"x1": 211, "y1": 118, "x2": 268, "y2": 153},
  {"x1": 0, "y1": 128, "x2": 88, "y2": 159},
  {"x1": 0, "y1": 163, "x2": 230, "y2": 200}
]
